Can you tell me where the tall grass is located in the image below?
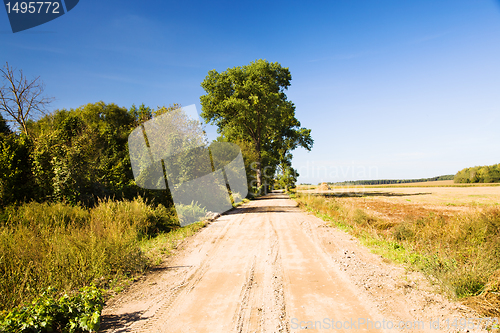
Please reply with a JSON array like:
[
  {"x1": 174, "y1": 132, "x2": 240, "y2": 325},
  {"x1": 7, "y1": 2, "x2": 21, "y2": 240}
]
[
  {"x1": 0, "y1": 198, "x2": 184, "y2": 311},
  {"x1": 294, "y1": 192, "x2": 500, "y2": 316}
]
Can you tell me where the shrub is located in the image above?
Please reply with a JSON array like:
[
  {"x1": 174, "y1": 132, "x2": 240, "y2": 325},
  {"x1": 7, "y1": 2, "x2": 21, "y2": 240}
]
[
  {"x1": 175, "y1": 201, "x2": 207, "y2": 225},
  {"x1": 0, "y1": 286, "x2": 103, "y2": 333}
]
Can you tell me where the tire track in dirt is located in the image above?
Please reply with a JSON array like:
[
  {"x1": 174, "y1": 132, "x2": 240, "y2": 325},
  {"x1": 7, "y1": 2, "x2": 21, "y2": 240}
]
[
  {"x1": 234, "y1": 215, "x2": 289, "y2": 333},
  {"x1": 101, "y1": 210, "x2": 242, "y2": 332},
  {"x1": 140, "y1": 214, "x2": 258, "y2": 332},
  {"x1": 130, "y1": 205, "x2": 282, "y2": 332},
  {"x1": 101, "y1": 193, "x2": 484, "y2": 333}
]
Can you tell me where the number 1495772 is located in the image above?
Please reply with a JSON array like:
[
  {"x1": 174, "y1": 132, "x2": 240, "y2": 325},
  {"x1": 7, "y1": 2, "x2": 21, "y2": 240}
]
[{"x1": 5, "y1": 2, "x2": 60, "y2": 14}]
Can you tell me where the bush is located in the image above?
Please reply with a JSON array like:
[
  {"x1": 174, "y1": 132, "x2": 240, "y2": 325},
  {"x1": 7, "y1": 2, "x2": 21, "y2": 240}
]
[
  {"x1": 0, "y1": 286, "x2": 103, "y2": 333},
  {"x1": 175, "y1": 201, "x2": 207, "y2": 226},
  {"x1": 392, "y1": 221, "x2": 414, "y2": 240}
]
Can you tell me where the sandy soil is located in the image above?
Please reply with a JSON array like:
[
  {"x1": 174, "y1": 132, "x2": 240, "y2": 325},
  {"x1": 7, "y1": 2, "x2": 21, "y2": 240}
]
[{"x1": 100, "y1": 193, "x2": 485, "y2": 333}]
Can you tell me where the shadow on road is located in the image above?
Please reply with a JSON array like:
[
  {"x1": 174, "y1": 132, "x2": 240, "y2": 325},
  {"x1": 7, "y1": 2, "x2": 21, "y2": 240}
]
[
  {"x1": 100, "y1": 311, "x2": 145, "y2": 332},
  {"x1": 224, "y1": 193, "x2": 298, "y2": 215}
]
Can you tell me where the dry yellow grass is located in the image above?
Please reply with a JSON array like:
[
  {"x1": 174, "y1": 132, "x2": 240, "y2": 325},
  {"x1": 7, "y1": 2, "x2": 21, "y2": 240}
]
[
  {"x1": 300, "y1": 185, "x2": 500, "y2": 208},
  {"x1": 293, "y1": 185, "x2": 500, "y2": 316}
]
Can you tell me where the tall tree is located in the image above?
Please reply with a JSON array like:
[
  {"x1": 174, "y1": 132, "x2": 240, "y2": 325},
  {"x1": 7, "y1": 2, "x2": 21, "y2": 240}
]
[
  {"x1": 0, "y1": 114, "x2": 11, "y2": 135},
  {"x1": 200, "y1": 59, "x2": 312, "y2": 188},
  {"x1": 0, "y1": 62, "x2": 54, "y2": 138}
]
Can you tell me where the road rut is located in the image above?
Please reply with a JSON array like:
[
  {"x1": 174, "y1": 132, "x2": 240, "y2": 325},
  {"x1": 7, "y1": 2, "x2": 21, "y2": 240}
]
[{"x1": 101, "y1": 193, "x2": 481, "y2": 332}]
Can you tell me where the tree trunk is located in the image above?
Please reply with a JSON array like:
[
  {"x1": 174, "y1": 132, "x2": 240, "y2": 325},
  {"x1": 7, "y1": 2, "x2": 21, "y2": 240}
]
[
  {"x1": 255, "y1": 140, "x2": 263, "y2": 189},
  {"x1": 255, "y1": 160, "x2": 262, "y2": 188}
]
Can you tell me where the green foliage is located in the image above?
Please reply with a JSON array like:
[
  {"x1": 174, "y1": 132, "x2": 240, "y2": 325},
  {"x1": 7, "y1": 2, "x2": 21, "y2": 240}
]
[
  {"x1": 276, "y1": 164, "x2": 297, "y2": 192},
  {"x1": 0, "y1": 99, "x2": 217, "y2": 328},
  {"x1": 175, "y1": 201, "x2": 207, "y2": 225},
  {"x1": 128, "y1": 103, "x2": 153, "y2": 126},
  {"x1": 200, "y1": 59, "x2": 313, "y2": 189},
  {"x1": 28, "y1": 102, "x2": 138, "y2": 205},
  {"x1": 0, "y1": 133, "x2": 34, "y2": 205},
  {"x1": 455, "y1": 164, "x2": 500, "y2": 184},
  {"x1": 0, "y1": 286, "x2": 103, "y2": 333},
  {"x1": 0, "y1": 114, "x2": 11, "y2": 135},
  {"x1": 12, "y1": 101, "x2": 179, "y2": 207}
]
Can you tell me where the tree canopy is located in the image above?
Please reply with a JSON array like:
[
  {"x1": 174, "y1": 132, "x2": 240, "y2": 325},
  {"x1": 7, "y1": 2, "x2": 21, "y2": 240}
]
[
  {"x1": 0, "y1": 101, "x2": 186, "y2": 207},
  {"x1": 200, "y1": 59, "x2": 312, "y2": 190},
  {"x1": 454, "y1": 164, "x2": 500, "y2": 183}
]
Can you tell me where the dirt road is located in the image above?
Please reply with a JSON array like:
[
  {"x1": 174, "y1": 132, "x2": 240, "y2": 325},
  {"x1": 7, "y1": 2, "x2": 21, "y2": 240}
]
[{"x1": 101, "y1": 193, "x2": 480, "y2": 332}]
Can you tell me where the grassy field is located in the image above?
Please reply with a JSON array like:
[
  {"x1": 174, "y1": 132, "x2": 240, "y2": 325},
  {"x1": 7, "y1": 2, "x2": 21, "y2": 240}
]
[
  {"x1": 293, "y1": 184, "x2": 500, "y2": 316},
  {"x1": 0, "y1": 198, "x2": 208, "y2": 312}
]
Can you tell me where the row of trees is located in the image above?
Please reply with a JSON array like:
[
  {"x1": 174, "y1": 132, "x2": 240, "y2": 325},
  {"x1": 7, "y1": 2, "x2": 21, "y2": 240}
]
[
  {"x1": 328, "y1": 175, "x2": 454, "y2": 186},
  {"x1": 0, "y1": 102, "x2": 178, "y2": 207},
  {"x1": 454, "y1": 164, "x2": 500, "y2": 183},
  {"x1": 0, "y1": 60, "x2": 312, "y2": 207}
]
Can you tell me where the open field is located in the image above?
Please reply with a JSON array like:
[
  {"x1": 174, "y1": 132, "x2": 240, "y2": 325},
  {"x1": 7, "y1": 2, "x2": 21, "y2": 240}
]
[
  {"x1": 358, "y1": 180, "x2": 500, "y2": 188},
  {"x1": 294, "y1": 185, "x2": 500, "y2": 317},
  {"x1": 300, "y1": 184, "x2": 500, "y2": 209}
]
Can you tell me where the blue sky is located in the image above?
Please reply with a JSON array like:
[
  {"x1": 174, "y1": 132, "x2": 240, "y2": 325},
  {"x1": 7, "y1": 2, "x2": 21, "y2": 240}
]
[{"x1": 1, "y1": 0, "x2": 500, "y2": 184}]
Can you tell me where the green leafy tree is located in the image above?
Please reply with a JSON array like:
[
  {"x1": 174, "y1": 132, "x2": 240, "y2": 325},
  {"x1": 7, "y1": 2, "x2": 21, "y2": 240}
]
[
  {"x1": 276, "y1": 161, "x2": 298, "y2": 192},
  {"x1": 0, "y1": 114, "x2": 10, "y2": 134},
  {"x1": 129, "y1": 103, "x2": 153, "y2": 127},
  {"x1": 28, "y1": 102, "x2": 138, "y2": 205},
  {"x1": 270, "y1": 111, "x2": 313, "y2": 189},
  {"x1": 0, "y1": 133, "x2": 33, "y2": 205},
  {"x1": 200, "y1": 59, "x2": 312, "y2": 189}
]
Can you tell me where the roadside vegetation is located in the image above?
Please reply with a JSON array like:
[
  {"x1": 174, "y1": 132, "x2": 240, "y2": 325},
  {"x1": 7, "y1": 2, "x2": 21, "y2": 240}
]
[
  {"x1": 0, "y1": 198, "x2": 208, "y2": 328},
  {"x1": 293, "y1": 191, "x2": 500, "y2": 316}
]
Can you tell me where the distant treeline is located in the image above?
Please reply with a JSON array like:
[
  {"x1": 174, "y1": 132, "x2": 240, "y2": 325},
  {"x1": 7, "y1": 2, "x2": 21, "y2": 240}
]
[
  {"x1": 327, "y1": 175, "x2": 454, "y2": 186},
  {"x1": 454, "y1": 164, "x2": 500, "y2": 183}
]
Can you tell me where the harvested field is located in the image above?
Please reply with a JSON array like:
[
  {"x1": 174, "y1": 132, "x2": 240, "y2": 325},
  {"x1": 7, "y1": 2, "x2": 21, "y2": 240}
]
[
  {"x1": 294, "y1": 184, "x2": 500, "y2": 317},
  {"x1": 300, "y1": 185, "x2": 500, "y2": 209}
]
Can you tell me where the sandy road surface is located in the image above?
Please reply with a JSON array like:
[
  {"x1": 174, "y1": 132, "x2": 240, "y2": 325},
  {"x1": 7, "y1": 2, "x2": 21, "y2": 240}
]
[{"x1": 101, "y1": 193, "x2": 481, "y2": 332}]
